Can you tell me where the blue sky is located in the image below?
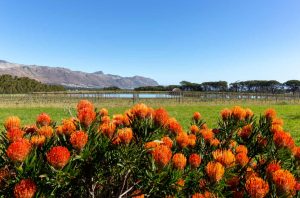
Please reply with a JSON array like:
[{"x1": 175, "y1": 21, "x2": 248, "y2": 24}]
[{"x1": 0, "y1": 0, "x2": 300, "y2": 85}]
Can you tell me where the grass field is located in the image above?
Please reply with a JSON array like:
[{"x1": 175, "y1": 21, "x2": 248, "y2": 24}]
[{"x1": 1, "y1": 102, "x2": 299, "y2": 145}]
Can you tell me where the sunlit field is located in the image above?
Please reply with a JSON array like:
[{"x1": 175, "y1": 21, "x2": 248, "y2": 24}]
[{"x1": 1, "y1": 101, "x2": 299, "y2": 145}]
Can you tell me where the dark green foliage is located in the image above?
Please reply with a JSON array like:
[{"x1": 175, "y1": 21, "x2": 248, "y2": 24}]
[{"x1": 0, "y1": 75, "x2": 65, "y2": 93}]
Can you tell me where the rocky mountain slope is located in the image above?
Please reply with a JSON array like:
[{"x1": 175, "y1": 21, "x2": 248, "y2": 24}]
[{"x1": 0, "y1": 60, "x2": 158, "y2": 89}]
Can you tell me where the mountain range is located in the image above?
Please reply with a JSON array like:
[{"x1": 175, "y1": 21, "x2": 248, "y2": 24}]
[{"x1": 0, "y1": 60, "x2": 158, "y2": 89}]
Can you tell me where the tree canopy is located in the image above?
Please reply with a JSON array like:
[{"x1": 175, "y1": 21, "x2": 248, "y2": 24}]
[{"x1": 0, "y1": 75, "x2": 65, "y2": 93}]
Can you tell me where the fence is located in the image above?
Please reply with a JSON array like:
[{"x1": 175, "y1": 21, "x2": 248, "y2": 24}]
[{"x1": 0, "y1": 91, "x2": 300, "y2": 107}]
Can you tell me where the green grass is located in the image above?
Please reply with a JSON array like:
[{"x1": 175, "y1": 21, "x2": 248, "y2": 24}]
[{"x1": 1, "y1": 103, "x2": 300, "y2": 145}]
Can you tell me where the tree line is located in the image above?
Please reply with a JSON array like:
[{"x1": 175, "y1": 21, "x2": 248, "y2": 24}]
[
  {"x1": 0, "y1": 74, "x2": 65, "y2": 94},
  {"x1": 135, "y1": 80, "x2": 300, "y2": 94}
]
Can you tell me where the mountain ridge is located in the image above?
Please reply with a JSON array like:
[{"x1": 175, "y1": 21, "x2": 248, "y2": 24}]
[{"x1": 0, "y1": 60, "x2": 159, "y2": 89}]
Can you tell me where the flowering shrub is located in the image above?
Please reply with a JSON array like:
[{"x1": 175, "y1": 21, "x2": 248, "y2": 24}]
[{"x1": 0, "y1": 100, "x2": 299, "y2": 197}]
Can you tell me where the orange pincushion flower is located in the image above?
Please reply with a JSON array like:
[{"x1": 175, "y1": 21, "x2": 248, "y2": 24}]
[
  {"x1": 193, "y1": 112, "x2": 201, "y2": 121},
  {"x1": 189, "y1": 153, "x2": 201, "y2": 168},
  {"x1": 272, "y1": 169, "x2": 296, "y2": 195},
  {"x1": 236, "y1": 145, "x2": 248, "y2": 155},
  {"x1": 235, "y1": 152, "x2": 249, "y2": 167},
  {"x1": 77, "y1": 99, "x2": 94, "y2": 111},
  {"x1": 245, "y1": 108, "x2": 254, "y2": 118},
  {"x1": 101, "y1": 115, "x2": 110, "y2": 124},
  {"x1": 231, "y1": 106, "x2": 246, "y2": 120},
  {"x1": 161, "y1": 136, "x2": 173, "y2": 148},
  {"x1": 36, "y1": 112, "x2": 51, "y2": 126},
  {"x1": 271, "y1": 124, "x2": 283, "y2": 134},
  {"x1": 61, "y1": 118, "x2": 77, "y2": 135},
  {"x1": 38, "y1": 126, "x2": 53, "y2": 138},
  {"x1": 266, "y1": 161, "x2": 281, "y2": 178},
  {"x1": 118, "y1": 128, "x2": 133, "y2": 144},
  {"x1": 292, "y1": 146, "x2": 300, "y2": 160},
  {"x1": 154, "y1": 108, "x2": 169, "y2": 126},
  {"x1": 172, "y1": 153, "x2": 187, "y2": 170},
  {"x1": 131, "y1": 103, "x2": 151, "y2": 119},
  {"x1": 112, "y1": 114, "x2": 125, "y2": 126},
  {"x1": 188, "y1": 134, "x2": 197, "y2": 147},
  {"x1": 47, "y1": 146, "x2": 70, "y2": 169},
  {"x1": 144, "y1": 141, "x2": 160, "y2": 153},
  {"x1": 238, "y1": 124, "x2": 252, "y2": 139},
  {"x1": 99, "y1": 108, "x2": 108, "y2": 116},
  {"x1": 176, "y1": 132, "x2": 189, "y2": 148},
  {"x1": 206, "y1": 161, "x2": 225, "y2": 182},
  {"x1": 4, "y1": 116, "x2": 21, "y2": 130},
  {"x1": 14, "y1": 179, "x2": 37, "y2": 198},
  {"x1": 273, "y1": 131, "x2": 295, "y2": 149},
  {"x1": 265, "y1": 108, "x2": 276, "y2": 120},
  {"x1": 70, "y1": 131, "x2": 88, "y2": 150},
  {"x1": 152, "y1": 145, "x2": 172, "y2": 167},
  {"x1": 245, "y1": 176, "x2": 269, "y2": 198},
  {"x1": 77, "y1": 108, "x2": 96, "y2": 127},
  {"x1": 167, "y1": 118, "x2": 183, "y2": 134},
  {"x1": 272, "y1": 118, "x2": 283, "y2": 126},
  {"x1": 123, "y1": 112, "x2": 131, "y2": 126},
  {"x1": 7, "y1": 139, "x2": 31, "y2": 162},
  {"x1": 176, "y1": 178, "x2": 185, "y2": 189},
  {"x1": 200, "y1": 128, "x2": 214, "y2": 141},
  {"x1": 7, "y1": 128, "x2": 24, "y2": 142},
  {"x1": 30, "y1": 135, "x2": 46, "y2": 147},
  {"x1": 212, "y1": 149, "x2": 236, "y2": 167},
  {"x1": 210, "y1": 138, "x2": 220, "y2": 147},
  {"x1": 190, "y1": 125, "x2": 199, "y2": 134},
  {"x1": 99, "y1": 123, "x2": 116, "y2": 139},
  {"x1": 221, "y1": 108, "x2": 231, "y2": 120}
]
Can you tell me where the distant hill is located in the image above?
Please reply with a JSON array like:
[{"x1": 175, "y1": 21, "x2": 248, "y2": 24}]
[{"x1": 0, "y1": 60, "x2": 159, "y2": 89}]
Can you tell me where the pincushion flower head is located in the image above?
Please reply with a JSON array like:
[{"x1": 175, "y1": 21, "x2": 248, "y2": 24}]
[
  {"x1": 152, "y1": 145, "x2": 172, "y2": 167},
  {"x1": 118, "y1": 127, "x2": 133, "y2": 144},
  {"x1": 206, "y1": 161, "x2": 225, "y2": 182},
  {"x1": 36, "y1": 112, "x2": 51, "y2": 126},
  {"x1": 176, "y1": 132, "x2": 189, "y2": 148},
  {"x1": 221, "y1": 108, "x2": 231, "y2": 120},
  {"x1": 172, "y1": 153, "x2": 187, "y2": 170},
  {"x1": 212, "y1": 149, "x2": 236, "y2": 167},
  {"x1": 77, "y1": 99, "x2": 94, "y2": 111},
  {"x1": 38, "y1": 125, "x2": 53, "y2": 138},
  {"x1": 161, "y1": 136, "x2": 173, "y2": 148},
  {"x1": 77, "y1": 107, "x2": 96, "y2": 127},
  {"x1": 47, "y1": 146, "x2": 70, "y2": 169},
  {"x1": 272, "y1": 169, "x2": 296, "y2": 196},
  {"x1": 70, "y1": 131, "x2": 88, "y2": 150},
  {"x1": 61, "y1": 118, "x2": 77, "y2": 135},
  {"x1": 30, "y1": 135, "x2": 46, "y2": 147},
  {"x1": 167, "y1": 118, "x2": 183, "y2": 134},
  {"x1": 264, "y1": 108, "x2": 276, "y2": 120},
  {"x1": 189, "y1": 153, "x2": 201, "y2": 168},
  {"x1": 99, "y1": 122, "x2": 116, "y2": 139},
  {"x1": 154, "y1": 107, "x2": 169, "y2": 126},
  {"x1": 131, "y1": 103, "x2": 151, "y2": 119},
  {"x1": 4, "y1": 116, "x2": 21, "y2": 130},
  {"x1": 190, "y1": 124, "x2": 199, "y2": 134},
  {"x1": 7, "y1": 127, "x2": 24, "y2": 142},
  {"x1": 266, "y1": 161, "x2": 281, "y2": 178},
  {"x1": 14, "y1": 179, "x2": 37, "y2": 198},
  {"x1": 231, "y1": 106, "x2": 246, "y2": 120},
  {"x1": 193, "y1": 112, "x2": 201, "y2": 121},
  {"x1": 7, "y1": 139, "x2": 31, "y2": 162},
  {"x1": 99, "y1": 108, "x2": 108, "y2": 116},
  {"x1": 245, "y1": 176, "x2": 269, "y2": 198}
]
